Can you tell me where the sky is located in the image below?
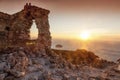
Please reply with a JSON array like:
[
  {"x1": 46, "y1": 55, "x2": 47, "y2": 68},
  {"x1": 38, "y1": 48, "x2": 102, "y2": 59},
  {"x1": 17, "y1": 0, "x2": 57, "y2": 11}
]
[{"x1": 0, "y1": 0, "x2": 120, "y2": 41}]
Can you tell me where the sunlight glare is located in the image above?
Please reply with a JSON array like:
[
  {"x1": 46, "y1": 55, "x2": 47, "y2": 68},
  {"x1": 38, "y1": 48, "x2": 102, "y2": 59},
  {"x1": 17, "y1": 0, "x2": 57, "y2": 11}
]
[{"x1": 80, "y1": 31, "x2": 91, "y2": 40}]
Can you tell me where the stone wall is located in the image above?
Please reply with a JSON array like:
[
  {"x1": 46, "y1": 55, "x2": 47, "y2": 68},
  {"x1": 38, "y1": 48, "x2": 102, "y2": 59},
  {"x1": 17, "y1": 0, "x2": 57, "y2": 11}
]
[{"x1": 0, "y1": 3, "x2": 51, "y2": 50}]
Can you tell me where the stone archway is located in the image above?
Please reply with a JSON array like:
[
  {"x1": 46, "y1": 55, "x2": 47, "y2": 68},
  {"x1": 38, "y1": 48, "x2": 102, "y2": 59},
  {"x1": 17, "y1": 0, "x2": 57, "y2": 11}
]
[{"x1": 0, "y1": 3, "x2": 51, "y2": 50}]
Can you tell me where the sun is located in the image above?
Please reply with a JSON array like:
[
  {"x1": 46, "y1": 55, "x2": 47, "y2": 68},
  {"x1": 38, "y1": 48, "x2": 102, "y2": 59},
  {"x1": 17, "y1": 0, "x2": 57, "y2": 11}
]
[{"x1": 80, "y1": 31, "x2": 91, "y2": 40}]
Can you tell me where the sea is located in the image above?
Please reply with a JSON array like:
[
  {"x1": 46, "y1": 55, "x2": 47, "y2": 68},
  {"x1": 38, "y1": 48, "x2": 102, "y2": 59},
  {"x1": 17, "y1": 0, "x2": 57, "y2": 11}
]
[{"x1": 52, "y1": 39, "x2": 120, "y2": 62}]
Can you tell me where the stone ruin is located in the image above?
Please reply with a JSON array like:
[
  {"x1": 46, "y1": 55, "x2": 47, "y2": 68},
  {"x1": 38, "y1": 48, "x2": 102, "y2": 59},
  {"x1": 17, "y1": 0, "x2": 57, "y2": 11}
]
[{"x1": 0, "y1": 3, "x2": 51, "y2": 50}]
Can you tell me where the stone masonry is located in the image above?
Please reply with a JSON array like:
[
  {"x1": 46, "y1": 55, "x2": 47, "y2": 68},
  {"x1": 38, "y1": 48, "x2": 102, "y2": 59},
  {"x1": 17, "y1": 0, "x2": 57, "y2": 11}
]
[{"x1": 0, "y1": 3, "x2": 51, "y2": 50}]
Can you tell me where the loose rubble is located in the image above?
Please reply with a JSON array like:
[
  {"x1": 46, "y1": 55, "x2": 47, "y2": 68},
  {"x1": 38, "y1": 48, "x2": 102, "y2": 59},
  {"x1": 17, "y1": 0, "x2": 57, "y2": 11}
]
[{"x1": 0, "y1": 47, "x2": 119, "y2": 80}]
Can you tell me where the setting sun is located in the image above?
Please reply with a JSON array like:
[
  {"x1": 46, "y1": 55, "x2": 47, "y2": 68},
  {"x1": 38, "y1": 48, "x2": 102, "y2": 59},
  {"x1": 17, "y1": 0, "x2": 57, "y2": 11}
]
[{"x1": 80, "y1": 31, "x2": 91, "y2": 40}]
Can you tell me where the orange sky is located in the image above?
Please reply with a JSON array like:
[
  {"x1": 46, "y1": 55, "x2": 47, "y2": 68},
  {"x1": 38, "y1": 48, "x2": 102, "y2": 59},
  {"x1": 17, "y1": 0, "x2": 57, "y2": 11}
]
[{"x1": 0, "y1": 0, "x2": 120, "y2": 41}]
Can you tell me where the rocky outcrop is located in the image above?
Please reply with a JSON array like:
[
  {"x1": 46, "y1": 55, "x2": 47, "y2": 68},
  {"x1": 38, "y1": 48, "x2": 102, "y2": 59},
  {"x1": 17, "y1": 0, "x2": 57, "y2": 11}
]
[
  {"x1": 53, "y1": 49, "x2": 115, "y2": 69},
  {"x1": 0, "y1": 3, "x2": 51, "y2": 51},
  {"x1": 0, "y1": 48, "x2": 119, "y2": 80}
]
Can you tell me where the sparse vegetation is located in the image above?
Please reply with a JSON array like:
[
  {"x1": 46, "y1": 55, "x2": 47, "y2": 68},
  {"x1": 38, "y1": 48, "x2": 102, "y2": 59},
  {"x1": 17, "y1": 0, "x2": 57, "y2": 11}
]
[{"x1": 53, "y1": 49, "x2": 115, "y2": 68}]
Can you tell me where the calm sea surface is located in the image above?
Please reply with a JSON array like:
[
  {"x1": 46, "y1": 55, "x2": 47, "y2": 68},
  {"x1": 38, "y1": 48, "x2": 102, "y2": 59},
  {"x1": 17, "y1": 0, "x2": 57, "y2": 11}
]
[{"x1": 52, "y1": 39, "x2": 120, "y2": 62}]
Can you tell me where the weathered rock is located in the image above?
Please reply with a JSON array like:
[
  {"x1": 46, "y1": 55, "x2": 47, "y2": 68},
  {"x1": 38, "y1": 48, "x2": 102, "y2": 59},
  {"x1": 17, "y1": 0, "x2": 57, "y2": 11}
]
[
  {"x1": 5, "y1": 50, "x2": 28, "y2": 77},
  {"x1": 0, "y1": 73, "x2": 6, "y2": 80},
  {"x1": 0, "y1": 3, "x2": 51, "y2": 51},
  {"x1": 62, "y1": 74, "x2": 69, "y2": 80},
  {"x1": 117, "y1": 58, "x2": 120, "y2": 63},
  {"x1": 69, "y1": 76, "x2": 79, "y2": 80},
  {"x1": 118, "y1": 64, "x2": 120, "y2": 71},
  {"x1": 0, "y1": 48, "x2": 119, "y2": 80},
  {"x1": 27, "y1": 64, "x2": 42, "y2": 72},
  {"x1": 88, "y1": 76, "x2": 106, "y2": 80},
  {"x1": 0, "y1": 62, "x2": 7, "y2": 71},
  {"x1": 9, "y1": 70, "x2": 25, "y2": 78},
  {"x1": 4, "y1": 76, "x2": 16, "y2": 80},
  {"x1": 39, "y1": 71, "x2": 53, "y2": 80}
]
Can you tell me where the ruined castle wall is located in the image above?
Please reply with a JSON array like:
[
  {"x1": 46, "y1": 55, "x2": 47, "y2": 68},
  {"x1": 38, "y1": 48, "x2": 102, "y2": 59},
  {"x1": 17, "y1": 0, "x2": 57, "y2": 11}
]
[
  {"x1": 0, "y1": 4, "x2": 51, "y2": 50},
  {"x1": 35, "y1": 15, "x2": 51, "y2": 49},
  {"x1": 0, "y1": 12, "x2": 11, "y2": 48},
  {"x1": 0, "y1": 12, "x2": 11, "y2": 31},
  {"x1": 10, "y1": 15, "x2": 33, "y2": 45}
]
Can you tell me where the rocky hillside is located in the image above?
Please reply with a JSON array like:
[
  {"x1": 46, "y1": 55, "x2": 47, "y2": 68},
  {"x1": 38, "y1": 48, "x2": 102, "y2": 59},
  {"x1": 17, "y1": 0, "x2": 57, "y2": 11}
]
[
  {"x1": 0, "y1": 47, "x2": 119, "y2": 80},
  {"x1": 53, "y1": 49, "x2": 115, "y2": 69}
]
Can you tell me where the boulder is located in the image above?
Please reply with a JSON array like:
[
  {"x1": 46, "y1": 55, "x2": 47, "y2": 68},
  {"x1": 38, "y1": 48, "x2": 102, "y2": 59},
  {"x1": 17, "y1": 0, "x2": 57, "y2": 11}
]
[
  {"x1": 0, "y1": 73, "x2": 6, "y2": 80},
  {"x1": 5, "y1": 50, "x2": 28, "y2": 77}
]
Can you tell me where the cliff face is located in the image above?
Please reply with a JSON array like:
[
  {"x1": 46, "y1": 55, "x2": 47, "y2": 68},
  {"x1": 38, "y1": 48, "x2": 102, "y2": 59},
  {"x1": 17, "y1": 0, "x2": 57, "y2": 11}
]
[{"x1": 0, "y1": 3, "x2": 51, "y2": 51}]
